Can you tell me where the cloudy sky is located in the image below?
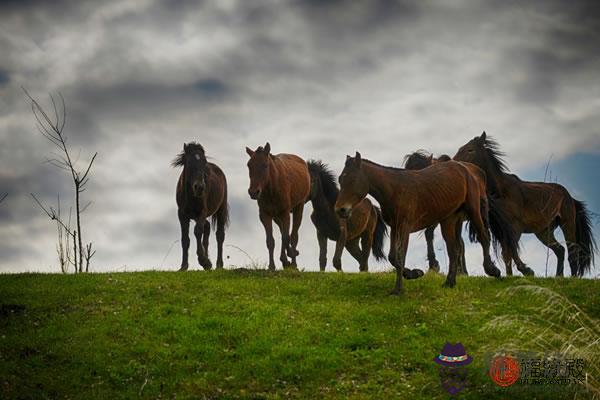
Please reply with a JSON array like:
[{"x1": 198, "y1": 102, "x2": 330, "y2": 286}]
[{"x1": 1, "y1": 0, "x2": 599, "y2": 276}]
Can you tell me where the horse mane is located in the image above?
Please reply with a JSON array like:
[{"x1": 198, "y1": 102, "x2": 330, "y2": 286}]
[
  {"x1": 307, "y1": 160, "x2": 339, "y2": 205},
  {"x1": 403, "y1": 150, "x2": 432, "y2": 170},
  {"x1": 171, "y1": 142, "x2": 205, "y2": 167},
  {"x1": 362, "y1": 158, "x2": 405, "y2": 172},
  {"x1": 481, "y1": 137, "x2": 509, "y2": 174}
]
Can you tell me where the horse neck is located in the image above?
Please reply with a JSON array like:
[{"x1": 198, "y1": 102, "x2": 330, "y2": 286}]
[
  {"x1": 480, "y1": 154, "x2": 508, "y2": 194},
  {"x1": 311, "y1": 181, "x2": 337, "y2": 219},
  {"x1": 182, "y1": 168, "x2": 201, "y2": 207},
  {"x1": 361, "y1": 161, "x2": 407, "y2": 208},
  {"x1": 262, "y1": 156, "x2": 280, "y2": 197}
]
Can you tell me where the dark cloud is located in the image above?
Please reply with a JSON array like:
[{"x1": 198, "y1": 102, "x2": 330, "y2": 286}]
[{"x1": 0, "y1": 69, "x2": 9, "y2": 86}]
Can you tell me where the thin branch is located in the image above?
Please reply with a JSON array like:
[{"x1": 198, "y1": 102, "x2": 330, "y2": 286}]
[
  {"x1": 79, "y1": 152, "x2": 97, "y2": 184},
  {"x1": 0, "y1": 193, "x2": 7, "y2": 203}
]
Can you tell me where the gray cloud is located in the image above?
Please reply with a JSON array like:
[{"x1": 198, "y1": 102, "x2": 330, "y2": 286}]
[{"x1": 0, "y1": 0, "x2": 598, "y2": 276}]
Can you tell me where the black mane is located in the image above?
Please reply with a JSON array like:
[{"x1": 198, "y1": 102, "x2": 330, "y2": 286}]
[
  {"x1": 481, "y1": 137, "x2": 509, "y2": 174},
  {"x1": 171, "y1": 142, "x2": 205, "y2": 167},
  {"x1": 403, "y1": 150, "x2": 432, "y2": 170},
  {"x1": 307, "y1": 160, "x2": 339, "y2": 205}
]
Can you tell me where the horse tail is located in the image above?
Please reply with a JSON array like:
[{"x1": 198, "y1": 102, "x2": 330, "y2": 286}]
[
  {"x1": 469, "y1": 197, "x2": 520, "y2": 258},
  {"x1": 573, "y1": 199, "x2": 596, "y2": 276},
  {"x1": 372, "y1": 207, "x2": 388, "y2": 261},
  {"x1": 212, "y1": 179, "x2": 230, "y2": 231}
]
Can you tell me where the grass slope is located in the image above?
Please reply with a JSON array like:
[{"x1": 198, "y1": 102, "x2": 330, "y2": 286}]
[{"x1": 1, "y1": 270, "x2": 599, "y2": 399}]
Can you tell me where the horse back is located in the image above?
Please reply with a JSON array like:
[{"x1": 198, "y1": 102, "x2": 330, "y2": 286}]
[{"x1": 272, "y1": 153, "x2": 310, "y2": 206}]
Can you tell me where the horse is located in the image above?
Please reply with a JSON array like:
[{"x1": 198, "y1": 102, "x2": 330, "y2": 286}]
[
  {"x1": 172, "y1": 142, "x2": 229, "y2": 270},
  {"x1": 307, "y1": 160, "x2": 387, "y2": 272},
  {"x1": 403, "y1": 151, "x2": 466, "y2": 274},
  {"x1": 454, "y1": 132, "x2": 597, "y2": 277},
  {"x1": 246, "y1": 143, "x2": 310, "y2": 270},
  {"x1": 335, "y1": 152, "x2": 503, "y2": 295}
]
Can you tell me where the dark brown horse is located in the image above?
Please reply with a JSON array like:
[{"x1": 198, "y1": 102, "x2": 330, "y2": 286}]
[
  {"x1": 403, "y1": 151, "x2": 465, "y2": 274},
  {"x1": 246, "y1": 143, "x2": 310, "y2": 270},
  {"x1": 335, "y1": 152, "x2": 502, "y2": 295},
  {"x1": 455, "y1": 132, "x2": 597, "y2": 277},
  {"x1": 307, "y1": 160, "x2": 387, "y2": 272},
  {"x1": 173, "y1": 142, "x2": 229, "y2": 270}
]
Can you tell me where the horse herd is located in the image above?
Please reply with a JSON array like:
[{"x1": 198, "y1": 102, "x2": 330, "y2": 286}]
[{"x1": 172, "y1": 132, "x2": 597, "y2": 295}]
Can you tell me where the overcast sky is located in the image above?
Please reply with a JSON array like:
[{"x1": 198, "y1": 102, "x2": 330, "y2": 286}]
[{"x1": 1, "y1": 0, "x2": 599, "y2": 276}]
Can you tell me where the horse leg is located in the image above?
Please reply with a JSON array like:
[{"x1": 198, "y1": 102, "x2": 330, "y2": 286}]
[
  {"x1": 178, "y1": 209, "x2": 190, "y2": 271},
  {"x1": 440, "y1": 218, "x2": 460, "y2": 288},
  {"x1": 508, "y1": 231, "x2": 533, "y2": 276},
  {"x1": 388, "y1": 225, "x2": 405, "y2": 296},
  {"x1": 559, "y1": 219, "x2": 578, "y2": 277},
  {"x1": 501, "y1": 245, "x2": 514, "y2": 276},
  {"x1": 345, "y1": 238, "x2": 363, "y2": 272},
  {"x1": 424, "y1": 225, "x2": 440, "y2": 272},
  {"x1": 465, "y1": 198, "x2": 501, "y2": 278},
  {"x1": 535, "y1": 228, "x2": 564, "y2": 277},
  {"x1": 194, "y1": 220, "x2": 212, "y2": 270},
  {"x1": 456, "y1": 222, "x2": 468, "y2": 276},
  {"x1": 215, "y1": 212, "x2": 226, "y2": 269},
  {"x1": 274, "y1": 213, "x2": 292, "y2": 268},
  {"x1": 259, "y1": 211, "x2": 276, "y2": 271},
  {"x1": 332, "y1": 218, "x2": 347, "y2": 271},
  {"x1": 288, "y1": 204, "x2": 304, "y2": 266},
  {"x1": 317, "y1": 231, "x2": 328, "y2": 272},
  {"x1": 359, "y1": 228, "x2": 373, "y2": 272},
  {"x1": 202, "y1": 220, "x2": 210, "y2": 257},
  {"x1": 388, "y1": 224, "x2": 421, "y2": 295}
]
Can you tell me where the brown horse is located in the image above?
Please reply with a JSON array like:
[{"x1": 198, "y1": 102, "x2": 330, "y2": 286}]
[
  {"x1": 403, "y1": 151, "x2": 465, "y2": 274},
  {"x1": 335, "y1": 152, "x2": 502, "y2": 295},
  {"x1": 307, "y1": 160, "x2": 387, "y2": 272},
  {"x1": 246, "y1": 143, "x2": 310, "y2": 270},
  {"x1": 173, "y1": 142, "x2": 229, "y2": 270},
  {"x1": 455, "y1": 132, "x2": 597, "y2": 277}
]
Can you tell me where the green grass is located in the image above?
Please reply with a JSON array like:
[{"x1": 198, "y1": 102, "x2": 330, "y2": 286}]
[{"x1": 1, "y1": 270, "x2": 599, "y2": 399}]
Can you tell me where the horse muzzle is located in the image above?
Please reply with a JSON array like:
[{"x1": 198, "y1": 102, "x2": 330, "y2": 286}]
[
  {"x1": 192, "y1": 182, "x2": 205, "y2": 196},
  {"x1": 336, "y1": 206, "x2": 352, "y2": 219},
  {"x1": 248, "y1": 188, "x2": 261, "y2": 200}
]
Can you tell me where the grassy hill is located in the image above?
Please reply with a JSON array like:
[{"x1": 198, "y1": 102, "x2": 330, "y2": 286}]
[{"x1": 1, "y1": 270, "x2": 599, "y2": 399}]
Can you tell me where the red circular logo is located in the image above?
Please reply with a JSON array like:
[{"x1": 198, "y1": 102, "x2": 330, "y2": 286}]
[{"x1": 489, "y1": 355, "x2": 520, "y2": 387}]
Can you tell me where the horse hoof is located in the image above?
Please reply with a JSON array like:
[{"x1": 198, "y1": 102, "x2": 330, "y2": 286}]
[
  {"x1": 389, "y1": 288, "x2": 403, "y2": 296},
  {"x1": 179, "y1": 266, "x2": 189, "y2": 272},
  {"x1": 332, "y1": 258, "x2": 342, "y2": 271},
  {"x1": 442, "y1": 280, "x2": 456, "y2": 288},
  {"x1": 404, "y1": 268, "x2": 424, "y2": 279},
  {"x1": 268, "y1": 264, "x2": 276, "y2": 271},
  {"x1": 484, "y1": 264, "x2": 501, "y2": 278},
  {"x1": 199, "y1": 258, "x2": 212, "y2": 270},
  {"x1": 520, "y1": 267, "x2": 535, "y2": 276},
  {"x1": 429, "y1": 261, "x2": 440, "y2": 272}
]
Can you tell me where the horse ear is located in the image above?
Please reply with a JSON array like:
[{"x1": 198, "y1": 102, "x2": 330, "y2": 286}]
[
  {"x1": 355, "y1": 151, "x2": 362, "y2": 165},
  {"x1": 428, "y1": 154, "x2": 433, "y2": 162},
  {"x1": 480, "y1": 131, "x2": 487, "y2": 140},
  {"x1": 246, "y1": 147, "x2": 254, "y2": 157},
  {"x1": 264, "y1": 142, "x2": 271, "y2": 154},
  {"x1": 183, "y1": 143, "x2": 188, "y2": 151}
]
